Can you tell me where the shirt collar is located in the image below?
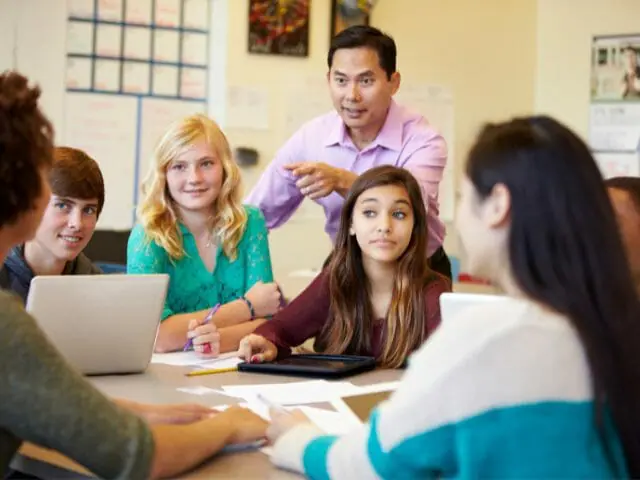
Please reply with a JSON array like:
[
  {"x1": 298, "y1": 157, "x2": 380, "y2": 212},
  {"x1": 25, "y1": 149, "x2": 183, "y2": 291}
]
[
  {"x1": 178, "y1": 223, "x2": 191, "y2": 236},
  {"x1": 323, "y1": 100, "x2": 403, "y2": 152}
]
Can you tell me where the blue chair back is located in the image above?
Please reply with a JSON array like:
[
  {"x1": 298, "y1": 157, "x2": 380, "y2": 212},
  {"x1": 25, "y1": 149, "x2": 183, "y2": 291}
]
[
  {"x1": 96, "y1": 262, "x2": 127, "y2": 274},
  {"x1": 448, "y1": 255, "x2": 460, "y2": 282}
]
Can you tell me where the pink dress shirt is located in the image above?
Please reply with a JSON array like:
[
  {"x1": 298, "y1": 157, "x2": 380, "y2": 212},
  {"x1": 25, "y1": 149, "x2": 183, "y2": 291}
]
[{"x1": 245, "y1": 100, "x2": 447, "y2": 256}]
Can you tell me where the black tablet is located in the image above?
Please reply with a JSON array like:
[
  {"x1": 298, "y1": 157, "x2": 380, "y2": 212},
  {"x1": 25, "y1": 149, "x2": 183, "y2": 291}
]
[{"x1": 237, "y1": 353, "x2": 377, "y2": 378}]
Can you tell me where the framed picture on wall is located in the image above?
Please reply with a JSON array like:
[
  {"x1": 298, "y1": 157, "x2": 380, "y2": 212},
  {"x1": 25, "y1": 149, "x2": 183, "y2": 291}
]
[
  {"x1": 330, "y1": 0, "x2": 371, "y2": 41},
  {"x1": 248, "y1": 0, "x2": 311, "y2": 57}
]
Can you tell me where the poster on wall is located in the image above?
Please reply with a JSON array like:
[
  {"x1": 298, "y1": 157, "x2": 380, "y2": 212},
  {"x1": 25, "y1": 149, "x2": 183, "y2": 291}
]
[
  {"x1": 330, "y1": 0, "x2": 376, "y2": 40},
  {"x1": 589, "y1": 35, "x2": 640, "y2": 178},
  {"x1": 591, "y1": 35, "x2": 640, "y2": 102},
  {"x1": 248, "y1": 0, "x2": 310, "y2": 57}
]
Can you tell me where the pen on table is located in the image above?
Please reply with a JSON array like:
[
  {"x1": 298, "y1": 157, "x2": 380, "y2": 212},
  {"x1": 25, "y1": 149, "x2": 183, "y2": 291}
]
[
  {"x1": 185, "y1": 366, "x2": 238, "y2": 377},
  {"x1": 183, "y1": 303, "x2": 220, "y2": 352}
]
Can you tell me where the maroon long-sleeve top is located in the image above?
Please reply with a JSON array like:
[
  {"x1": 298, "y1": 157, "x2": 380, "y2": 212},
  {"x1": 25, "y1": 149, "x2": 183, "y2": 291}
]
[{"x1": 254, "y1": 271, "x2": 451, "y2": 360}]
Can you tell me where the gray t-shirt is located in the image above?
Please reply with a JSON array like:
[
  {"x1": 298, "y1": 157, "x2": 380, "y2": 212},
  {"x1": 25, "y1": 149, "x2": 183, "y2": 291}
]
[{"x1": 0, "y1": 290, "x2": 154, "y2": 478}]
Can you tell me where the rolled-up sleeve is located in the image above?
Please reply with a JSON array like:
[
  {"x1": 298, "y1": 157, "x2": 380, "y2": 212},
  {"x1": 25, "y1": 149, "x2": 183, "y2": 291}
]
[{"x1": 0, "y1": 292, "x2": 154, "y2": 479}]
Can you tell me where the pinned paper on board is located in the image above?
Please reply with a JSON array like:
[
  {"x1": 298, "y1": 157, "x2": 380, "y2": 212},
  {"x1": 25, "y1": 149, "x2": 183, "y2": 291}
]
[
  {"x1": 69, "y1": 0, "x2": 95, "y2": 18},
  {"x1": 63, "y1": 93, "x2": 138, "y2": 230},
  {"x1": 183, "y1": 0, "x2": 209, "y2": 30},
  {"x1": 155, "y1": 0, "x2": 182, "y2": 27},
  {"x1": 66, "y1": 58, "x2": 92, "y2": 90},
  {"x1": 67, "y1": 21, "x2": 94, "y2": 55},
  {"x1": 153, "y1": 30, "x2": 180, "y2": 62},
  {"x1": 182, "y1": 32, "x2": 208, "y2": 66},
  {"x1": 122, "y1": 62, "x2": 150, "y2": 94},
  {"x1": 94, "y1": 59, "x2": 120, "y2": 91},
  {"x1": 124, "y1": 27, "x2": 152, "y2": 59},
  {"x1": 97, "y1": 0, "x2": 124, "y2": 21},
  {"x1": 180, "y1": 68, "x2": 207, "y2": 99},
  {"x1": 64, "y1": 0, "x2": 211, "y2": 228},
  {"x1": 138, "y1": 97, "x2": 207, "y2": 192},
  {"x1": 95, "y1": 24, "x2": 122, "y2": 57},
  {"x1": 152, "y1": 65, "x2": 180, "y2": 96},
  {"x1": 594, "y1": 151, "x2": 640, "y2": 178},
  {"x1": 125, "y1": 0, "x2": 153, "y2": 24}
]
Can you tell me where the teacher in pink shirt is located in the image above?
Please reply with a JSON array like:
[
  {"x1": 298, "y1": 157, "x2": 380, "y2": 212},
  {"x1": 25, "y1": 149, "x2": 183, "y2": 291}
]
[{"x1": 246, "y1": 25, "x2": 451, "y2": 278}]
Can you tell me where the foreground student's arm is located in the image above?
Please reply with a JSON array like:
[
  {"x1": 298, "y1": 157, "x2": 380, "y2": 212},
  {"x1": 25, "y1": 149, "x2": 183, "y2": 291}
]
[
  {"x1": 150, "y1": 406, "x2": 267, "y2": 479},
  {"x1": 239, "y1": 272, "x2": 331, "y2": 362},
  {"x1": 266, "y1": 312, "x2": 475, "y2": 479},
  {"x1": 0, "y1": 291, "x2": 267, "y2": 479},
  {"x1": 155, "y1": 280, "x2": 280, "y2": 353}
]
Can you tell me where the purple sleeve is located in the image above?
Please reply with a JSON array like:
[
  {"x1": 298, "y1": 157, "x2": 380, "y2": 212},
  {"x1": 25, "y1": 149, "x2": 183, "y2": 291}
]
[{"x1": 245, "y1": 130, "x2": 306, "y2": 230}]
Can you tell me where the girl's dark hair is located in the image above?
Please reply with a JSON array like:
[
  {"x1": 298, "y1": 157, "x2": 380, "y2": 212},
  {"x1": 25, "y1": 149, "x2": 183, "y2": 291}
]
[
  {"x1": 317, "y1": 166, "x2": 436, "y2": 368},
  {"x1": 0, "y1": 70, "x2": 54, "y2": 228},
  {"x1": 466, "y1": 115, "x2": 640, "y2": 476}
]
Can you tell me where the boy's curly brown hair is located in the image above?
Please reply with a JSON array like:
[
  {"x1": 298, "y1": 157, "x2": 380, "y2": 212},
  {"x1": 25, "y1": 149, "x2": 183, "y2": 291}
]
[{"x1": 0, "y1": 70, "x2": 54, "y2": 228}]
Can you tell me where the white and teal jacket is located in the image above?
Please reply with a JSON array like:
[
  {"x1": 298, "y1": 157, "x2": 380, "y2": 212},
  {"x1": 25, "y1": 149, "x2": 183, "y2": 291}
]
[{"x1": 271, "y1": 297, "x2": 627, "y2": 479}]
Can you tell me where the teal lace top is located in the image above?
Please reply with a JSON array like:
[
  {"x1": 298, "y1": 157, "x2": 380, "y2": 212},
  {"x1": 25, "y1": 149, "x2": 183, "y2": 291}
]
[{"x1": 127, "y1": 205, "x2": 274, "y2": 321}]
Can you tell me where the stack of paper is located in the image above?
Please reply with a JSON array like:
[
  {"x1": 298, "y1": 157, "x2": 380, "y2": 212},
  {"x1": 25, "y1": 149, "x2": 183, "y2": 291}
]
[
  {"x1": 221, "y1": 379, "x2": 364, "y2": 405},
  {"x1": 151, "y1": 350, "x2": 242, "y2": 369}
]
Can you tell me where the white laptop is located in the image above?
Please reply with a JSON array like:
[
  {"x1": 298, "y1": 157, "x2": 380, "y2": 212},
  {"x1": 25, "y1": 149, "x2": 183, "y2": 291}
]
[
  {"x1": 439, "y1": 292, "x2": 503, "y2": 322},
  {"x1": 26, "y1": 274, "x2": 169, "y2": 375}
]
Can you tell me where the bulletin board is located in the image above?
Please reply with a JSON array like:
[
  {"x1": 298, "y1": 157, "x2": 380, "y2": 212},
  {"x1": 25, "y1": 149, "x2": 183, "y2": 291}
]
[{"x1": 63, "y1": 0, "x2": 210, "y2": 229}]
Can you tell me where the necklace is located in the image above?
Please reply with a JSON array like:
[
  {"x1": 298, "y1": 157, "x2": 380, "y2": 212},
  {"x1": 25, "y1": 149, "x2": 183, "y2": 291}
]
[{"x1": 205, "y1": 233, "x2": 213, "y2": 248}]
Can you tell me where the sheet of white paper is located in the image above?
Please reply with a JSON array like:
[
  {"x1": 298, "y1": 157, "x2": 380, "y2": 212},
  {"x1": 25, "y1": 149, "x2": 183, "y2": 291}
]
[
  {"x1": 152, "y1": 64, "x2": 179, "y2": 96},
  {"x1": 352, "y1": 381, "x2": 401, "y2": 394},
  {"x1": 97, "y1": 0, "x2": 123, "y2": 21},
  {"x1": 180, "y1": 68, "x2": 207, "y2": 99},
  {"x1": 183, "y1": 0, "x2": 209, "y2": 30},
  {"x1": 151, "y1": 350, "x2": 241, "y2": 367},
  {"x1": 69, "y1": 0, "x2": 95, "y2": 18},
  {"x1": 153, "y1": 30, "x2": 180, "y2": 62},
  {"x1": 66, "y1": 57, "x2": 92, "y2": 90},
  {"x1": 589, "y1": 103, "x2": 640, "y2": 152},
  {"x1": 67, "y1": 21, "x2": 94, "y2": 55},
  {"x1": 297, "y1": 405, "x2": 359, "y2": 434},
  {"x1": 94, "y1": 59, "x2": 120, "y2": 91},
  {"x1": 222, "y1": 380, "x2": 363, "y2": 406},
  {"x1": 594, "y1": 151, "x2": 640, "y2": 178},
  {"x1": 182, "y1": 32, "x2": 208, "y2": 65},
  {"x1": 95, "y1": 24, "x2": 122, "y2": 57},
  {"x1": 155, "y1": 0, "x2": 181, "y2": 27},
  {"x1": 124, "y1": 27, "x2": 152, "y2": 59},
  {"x1": 125, "y1": 0, "x2": 152, "y2": 24},
  {"x1": 218, "y1": 402, "x2": 358, "y2": 435},
  {"x1": 122, "y1": 62, "x2": 150, "y2": 94},
  {"x1": 176, "y1": 386, "x2": 222, "y2": 396}
]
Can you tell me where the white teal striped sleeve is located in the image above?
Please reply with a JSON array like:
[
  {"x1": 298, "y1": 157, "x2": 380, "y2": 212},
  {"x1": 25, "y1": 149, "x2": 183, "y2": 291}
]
[{"x1": 270, "y1": 299, "x2": 618, "y2": 479}]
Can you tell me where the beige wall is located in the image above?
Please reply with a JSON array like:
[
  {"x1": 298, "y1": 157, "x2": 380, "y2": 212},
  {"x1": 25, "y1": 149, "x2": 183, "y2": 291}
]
[{"x1": 536, "y1": 0, "x2": 640, "y2": 138}]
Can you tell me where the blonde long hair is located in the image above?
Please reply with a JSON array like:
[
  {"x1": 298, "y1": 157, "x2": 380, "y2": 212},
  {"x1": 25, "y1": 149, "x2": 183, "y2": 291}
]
[{"x1": 137, "y1": 114, "x2": 247, "y2": 260}]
